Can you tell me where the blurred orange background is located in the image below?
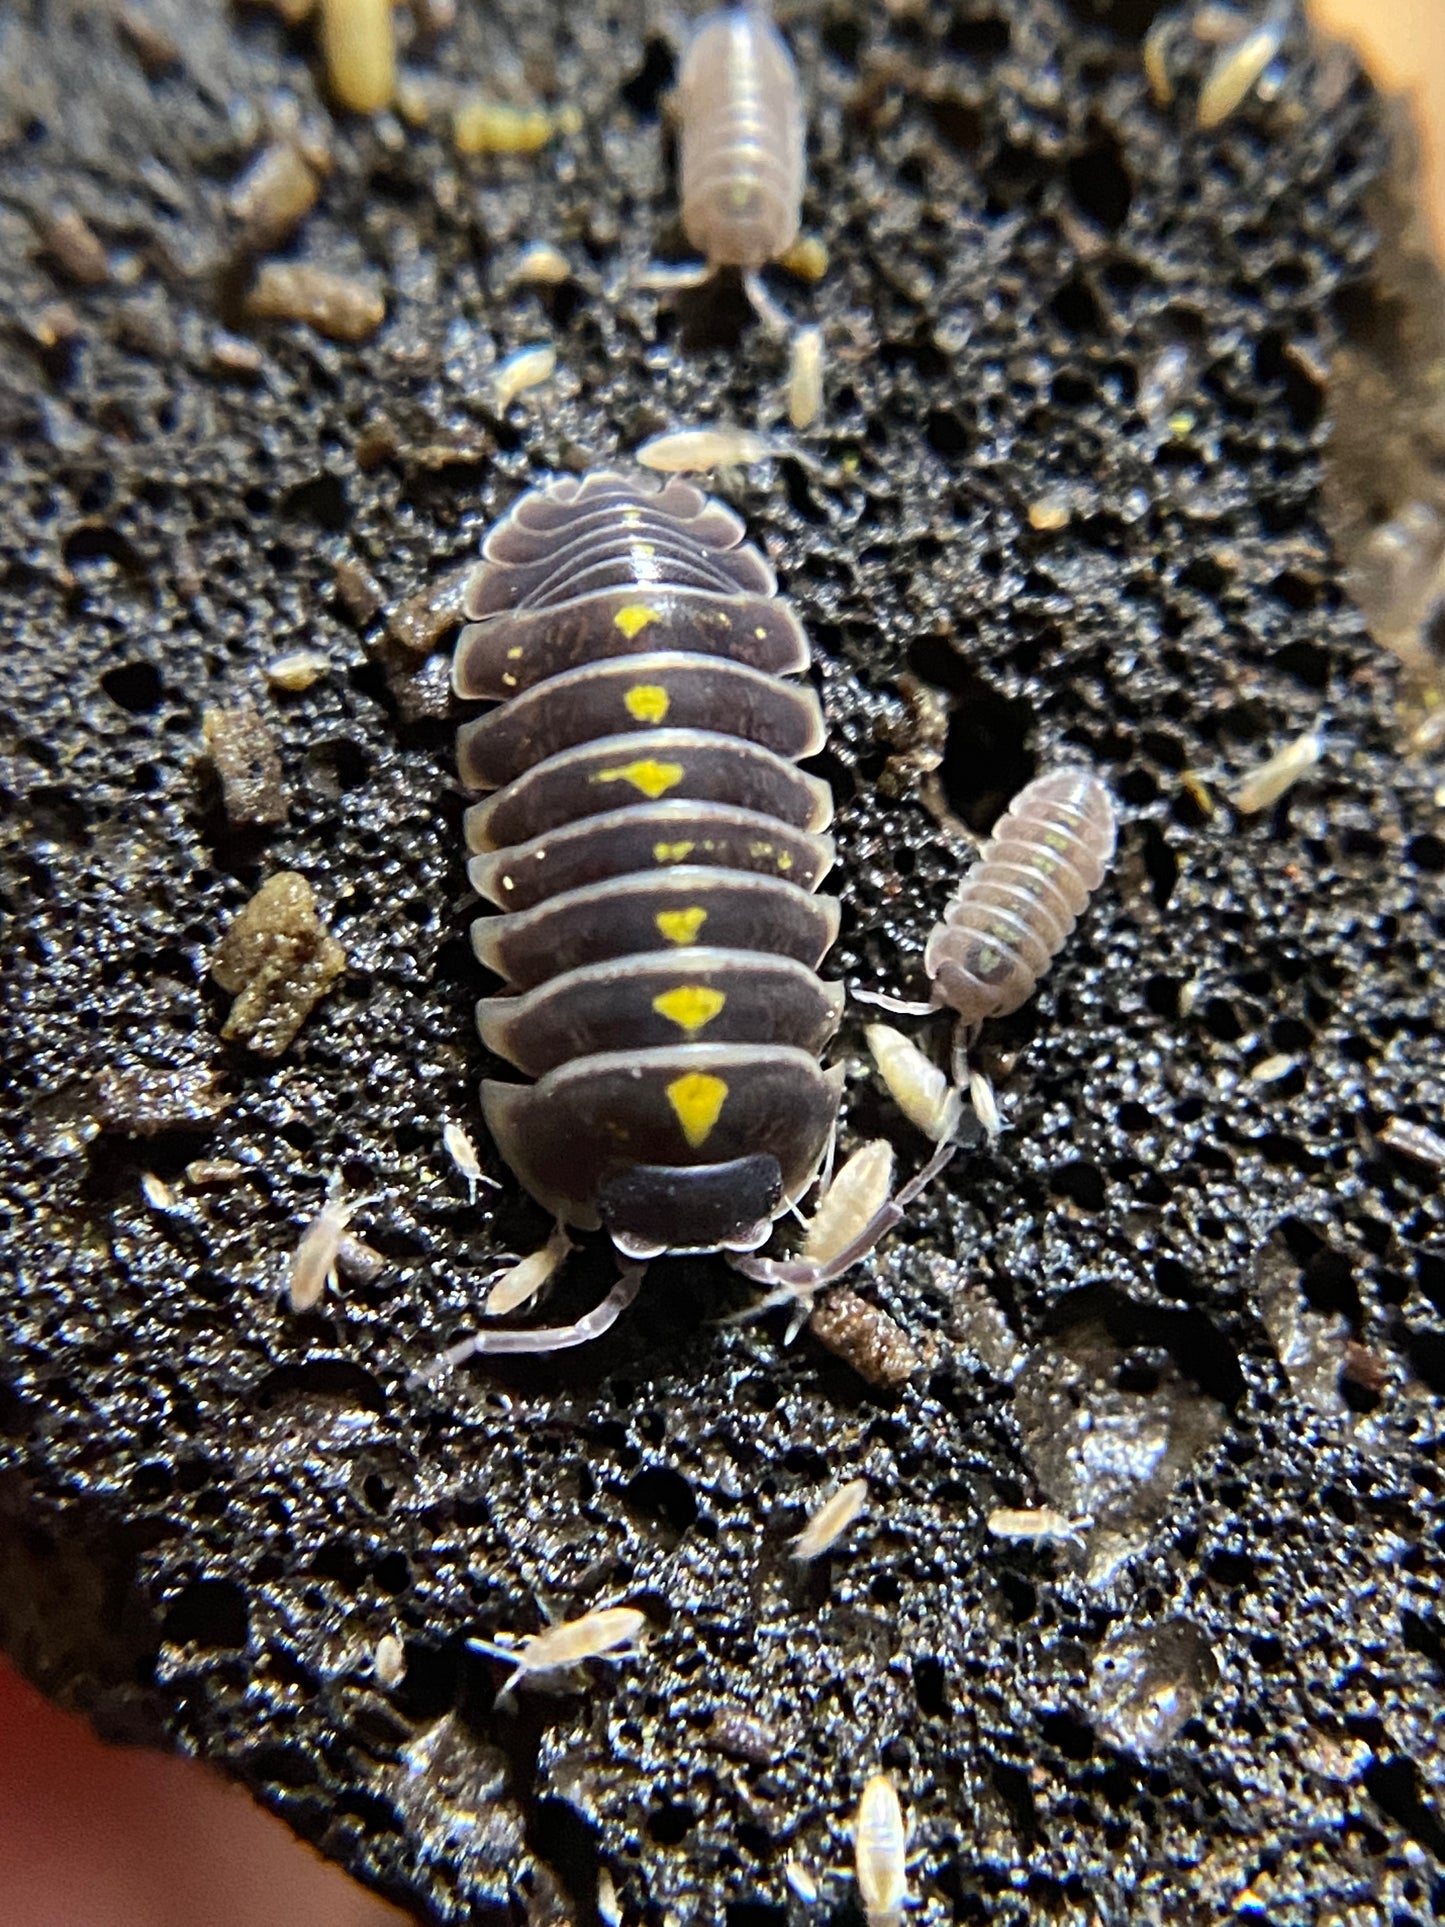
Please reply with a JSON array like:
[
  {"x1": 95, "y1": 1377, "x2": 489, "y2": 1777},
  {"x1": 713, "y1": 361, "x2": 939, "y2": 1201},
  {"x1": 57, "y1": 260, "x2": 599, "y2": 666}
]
[
  {"x1": 1314, "y1": 0, "x2": 1445, "y2": 252},
  {"x1": 2, "y1": 4, "x2": 1443, "y2": 1925}
]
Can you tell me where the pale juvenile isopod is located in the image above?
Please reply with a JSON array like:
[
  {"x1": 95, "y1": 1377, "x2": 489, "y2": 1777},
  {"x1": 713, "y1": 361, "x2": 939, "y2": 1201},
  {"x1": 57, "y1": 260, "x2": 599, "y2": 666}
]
[
  {"x1": 925, "y1": 768, "x2": 1117, "y2": 1031},
  {"x1": 854, "y1": 1773, "x2": 909, "y2": 1927},
  {"x1": 443, "y1": 1120, "x2": 496, "y2": 1203},
  {"x1": 635, "y1": 426, "x2": 777, "y2": 474},
  {"x1": 787, "y1": 325, "x2": 824, "y2": 430},
  {"x1": 986, "y1": 1505, "x2": 1091, "y2": 1550},
  {"x1": 1196, "y1": 0, "x2": 1289, "y2": 130},
  {"x1": 467, "y1": 1604, "x2": 649, "y2": 1702},
  {"x1": 483, "y1": 1223, "x2": 573, "y2": 1317},
  {"x1": 659, "y1": 7, "x2": 806, "y2": 331},
  {"x1": 264, "y1": 649, "x2": 331, "y2": 692},
  {"x1": 864, "y1": 1024, "x2": 961, "y2": 1143},
  {"x1": 790, "y1": 1475, "x2": 869, "y2": 1563},
  {"x1": 1229, "y1": 727, "x2": 1324, "y2": 814},
  {"x1": 493, "y1": 342, "x2": 556, "y2": 412},
  {"x1": 288, "y1": 1173, "x2": 377, "y2": 1312}
]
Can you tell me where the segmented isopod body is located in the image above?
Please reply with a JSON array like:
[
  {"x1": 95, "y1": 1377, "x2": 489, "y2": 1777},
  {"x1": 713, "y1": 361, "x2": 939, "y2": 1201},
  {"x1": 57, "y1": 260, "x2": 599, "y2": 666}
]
[
  {"x1": 455, "y1": 469, "x2": 844, "y2": 1258},
  {"x1": 677, "y1": 9, "x2": 805, "y2": 272},
  {"x1": 924, "y1": 769, "x2": 1117, "y2": 1028}
]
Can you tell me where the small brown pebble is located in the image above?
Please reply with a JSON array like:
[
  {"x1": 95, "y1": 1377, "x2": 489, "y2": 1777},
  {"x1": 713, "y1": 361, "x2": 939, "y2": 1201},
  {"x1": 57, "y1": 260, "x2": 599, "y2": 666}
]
[
  {"x1": 353, "y1": 416, "x2": 400, "y2": 468},
  {"x1": 808, "y1": 1285, "x2": 922, "y2": 1389},
  {"x1": 93, "y1": 1062, "x2": 232, "y2": 1136},
  {"x1": 211, "y1": 872, "x2": 347, "y2": 1057},
  {"x1": 229, "y1": 143, "x2": 320, "y2": 253},
  {"x1": 42, "y1": 209, "x2": 111, "y2": 287},
  {"x1": 333, "y1": 558, "x2": 383, "y2": 626},
  {"x1": 114, "y1": 5, "x2": 181, "y2": 76},
  {"x1": 246, "y1": 263, "x2": 385, "y2": 344},
  {"x1": 200, "y1": 701, "x2": 288, "y2": 830},
  {"x1": 388, "y1": 562, "x2": 473, "y2": 656},
  {"x1": 707, "y1": 1709, "x2": 779, "y2": 1765}
]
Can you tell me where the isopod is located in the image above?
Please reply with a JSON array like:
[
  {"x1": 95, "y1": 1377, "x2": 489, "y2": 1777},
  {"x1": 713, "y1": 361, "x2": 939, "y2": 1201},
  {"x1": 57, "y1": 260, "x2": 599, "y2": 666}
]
[
  {"x1": 467, "y1": 1604, "x2": 649, "y2": 1702},
  {"x1": 659, "y1": 7, "x2": 807, "y2": 331},
  {"x1": 1229, "y1": 727, "x2": 1324, "y2": 814},
  {"x1": 483, "y1": 1223, "x2": 573, "y2": 1317},
  {"x1": 635, "y1": 426, "x2": 777, "y2": 474},
  {"x1": 865, "y1": 1024, "x2": 961, "y2": 1143},
  {"x1": 986, "y1": 1505, "x2": 1091, "y2": 1549},
  {"x1": 853, "y1": 1773, "x2": 909, "y2": 1927},
  {"x1": 443, "y1": 1120, "x2": 495, "y2": 1203},
  {"x1": 493, "y1": 342, "x2": 556, "y2": 412},
  {"x1": 924, "y1": 768, "x2": 1117, "y2": 1030},
  {"x1": 412, "y1": 470, "x2": 961, "y2": 1374},
  {"x1": 288, "y1": 1172, "x2": 377, "y2": 1312},
  {"x1": 790, "y1": 1475, "x2": 869, "y2": 1562},
  {"x1": 787, "y1": 325, "x2": 824, "y2": 430},
  {"x1": 1196, "y1": 0, "x2": 1289, "y2": 130}
]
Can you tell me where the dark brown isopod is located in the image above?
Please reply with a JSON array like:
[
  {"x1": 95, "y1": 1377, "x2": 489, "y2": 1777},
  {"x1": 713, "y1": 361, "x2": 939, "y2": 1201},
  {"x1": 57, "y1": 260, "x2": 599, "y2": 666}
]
[
  {"x1": 456, "y1": 469, "x2": 845, "y2": 1268},
  {"x1": 924, "y1": 768, "x2": 1117, "y2": 1028}
]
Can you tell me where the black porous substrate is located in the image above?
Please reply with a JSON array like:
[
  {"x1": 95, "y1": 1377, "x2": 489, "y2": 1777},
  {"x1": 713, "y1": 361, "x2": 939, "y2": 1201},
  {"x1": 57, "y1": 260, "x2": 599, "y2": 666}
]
[{"x1": 2, "y1": 1, "x2": 1443, "y2": 1922}]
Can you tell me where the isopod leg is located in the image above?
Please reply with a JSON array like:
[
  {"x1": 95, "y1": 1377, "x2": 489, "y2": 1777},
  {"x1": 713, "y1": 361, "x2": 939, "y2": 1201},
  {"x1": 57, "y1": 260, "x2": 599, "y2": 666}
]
[
  {"x1": 405, "y1": 1265, "x2": 647, "y2": 1386},
  {"x1": 741, "y1": 268, "x2": 793, "y2": 338},
  {"x1": 849, "y1": 983, "x2": 938, "y2": 1018},
  {"x1": 638, "y1": 259, "x2": 713, "y2": 293}
]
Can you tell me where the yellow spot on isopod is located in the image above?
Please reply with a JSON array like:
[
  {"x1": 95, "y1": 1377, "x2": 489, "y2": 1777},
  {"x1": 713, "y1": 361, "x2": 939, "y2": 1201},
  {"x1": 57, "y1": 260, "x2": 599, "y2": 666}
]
[
  {"x1": 624, "y1": 683, "x2": 670, "y2": 723},
  {"x1": 656, "y1": 907, "x2": 707, "y2": 945},
  {"x1": 507, "y1": 646, "x2": 523, "y2": 658},
  {"x1": 592, "y1": 758, "x2": 684, "y2": 799},
  {"x1": 665, "y1": 1071, "x2": 729, "y2": 1147},
  {"x1": 614, "y1": 604, "x2": 660, "y2": 640},
  {"x1": 777, "y1": 852, "x2": 793, "y2": 871},
  {"x1": 653, "y1": 841, "x2": 695, "y2": 863},
  {"x1": 653, "y1": 985, "x2": 726, "y2": 1035}
]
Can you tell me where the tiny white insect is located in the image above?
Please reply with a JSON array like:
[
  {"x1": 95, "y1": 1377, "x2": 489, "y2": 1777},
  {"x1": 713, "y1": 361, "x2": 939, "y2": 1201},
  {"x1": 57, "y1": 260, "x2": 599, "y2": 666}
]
[
  {"x1": 484, "y1": 1223, "x2": 573, "y2": 1318},
  {"x1": 787, "y1": 325, "x2": 824, "y2": 431},
  {"x1": 467, "y1": 1605, "x2": 649, "y2": 1702},
  {"x1": 287, "y1": 1173, "x2": 378, "y2": 1312},
  {"x1": 986, "y1": 1506, "x2": 1092, "y2": 1550},
  {"x1": 865, "y1": 1024, "x2": 962, "y2": 1144},
  {"x1": 443, "y1": 1121, "x2": 496, "y2": 1204},
  {"x1": 1230, "y1": 727, "x2": 1324, "y2": 814},
  {"x1": 373, "y1": 1631, "x2": 406, "y2": 1687},
  {"x1": 635, "y1": 427, "x2": 777, "y2": 474},
  {"x1": 854, "y1": 1773, "x2": 909, "y2": 1927},
  {"x1": 493, "y1": 342, "x2": 556, "y2": 412},
  {"x1": 790, "y1": 1476, "x2": 870, "y2": 1563}
]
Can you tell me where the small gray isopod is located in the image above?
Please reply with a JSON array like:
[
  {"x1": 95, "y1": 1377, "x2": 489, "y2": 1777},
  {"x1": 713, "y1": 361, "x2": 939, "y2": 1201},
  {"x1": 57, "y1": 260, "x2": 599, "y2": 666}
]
[
  {"x1": 925, "y1": 768, "x2": 1117, "y2": 1031},
  {"x1": 656, "y1": 7, "x2": 806, "y2": 332}
]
